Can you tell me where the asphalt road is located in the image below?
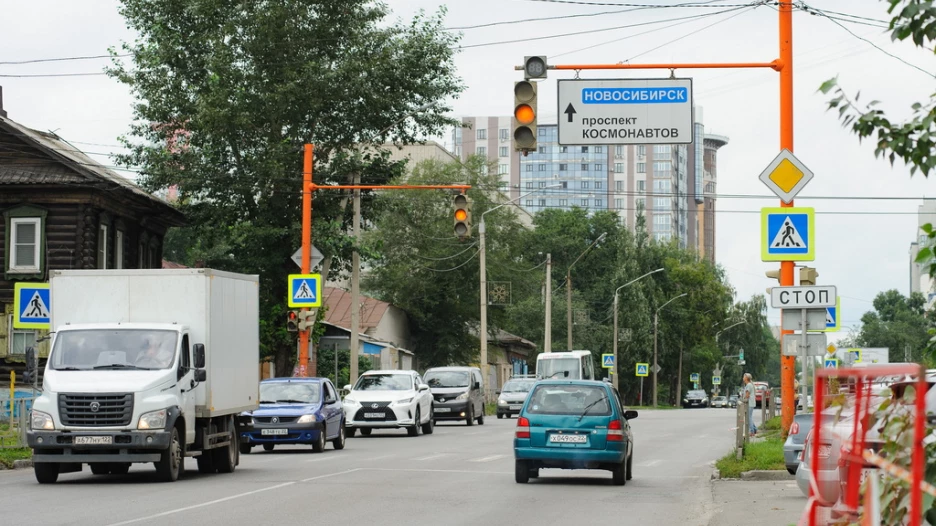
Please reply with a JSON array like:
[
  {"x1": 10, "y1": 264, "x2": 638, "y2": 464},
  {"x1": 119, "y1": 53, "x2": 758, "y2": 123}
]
[{"x1": 0, "y1": 407, "x2": 748, "y2": 526}]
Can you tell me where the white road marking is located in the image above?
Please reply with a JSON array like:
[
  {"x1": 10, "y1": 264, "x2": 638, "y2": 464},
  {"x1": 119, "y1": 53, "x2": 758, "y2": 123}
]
[
  {"x1": 468, "y1": 454, "x2": 506, "y2": 463},
  {"x1": 364, "y1": 467, "x2": 511, "y2": 475},
  {"x1": 360, "y1": 454, "x2": 394, "y2": 462},
  {"x1": 413, "y1": 453, "x2": 450, "y2": 461},
  {"x1": 639, "y1": 459, "x2": 662, "y2": 467},
  {"x1": 306, "y1": 455, "x2": 341, "y2": 463},
  {"x1": 104, "y1": 469, "x2": 362, "y2": 526}
]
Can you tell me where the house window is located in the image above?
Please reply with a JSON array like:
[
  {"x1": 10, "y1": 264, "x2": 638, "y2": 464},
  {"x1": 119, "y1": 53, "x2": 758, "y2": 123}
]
[
  {"x1": 615, "y1": 163, "x2": 624, "y2": 173},
  {"x1": 595, "y1": 181, "x2": 602, "y2": 190},
  {"x1": 615, "y1": 145, "x2": 624, "y2": 156},
  {"x1": 499, "y1": 128, "x2": 509, "y2": 141},
  {"x1": 581, "y1": 146, "x2": 589, "y2": 153},
  {"x1": 115, "y1": 230, "x2": 125, "y2": 269},
  {"x1": 476, "y1": 146, "x2": 486, "y2": 156},
  {"x1": 581, "y1": 164, "x2": 589, "y2": 171},
  {"x1": 594, "y1": 146, "x2": 603, "y2": 154},
  {"x1": 637, "y1": 145, "x2": 646, "y2": 157},
  {"x1": 581, "y1": 199, "x2": 589, "y2": 207},
  {"x1": 499, "y1": 164, "x2": 508, "y2": 175},
  {"x1": 477, "y1": 129, "x2": 487, "y2": 140},
  {"x1": 526, "y1": 200, "x2": 533, "y2": 207},
  {"x1": 616, "y1": 181, "x2": 624, "y2": 191},
  {"x1": 526, "y1": 182, "x2": 534, "y2": 189},
  {"x1": 538, "y1": 146, "x2": 546, "y2": 154},
  {"x1": 499, "y1": 147, "x2": 509, "y2": 158},
  {"x1": 637, "y1": 180, "x2": 646, "y2": 192},
  {"x1": 595, "y1": 164, "x2": 603, "y2": 172},
  {"x1": 559, "y1": 164, "x2": 567, "y2": 171},
  {"x1": 615, "y1": 198, "x2": 624, "y2": 209},
  {"x1": 8, "y1": 315, "x2": 36, "y2": 356},
  {"x1": 538, "y1": 199, "x2": 546, "y2": 207},
  {"x1": 636, "y1": 198, "x2": 645, "y2": 210},
  {"x1": 561, "y1": 146, "x2": 568, "y2": 153},
  {"x1": 9, "y1": 217, "x2": 42, "y2": 273},
  {"x1": 98, "y1": 223, "x2": 109, "y2": 269},
  {"x1": 539, "y1": 182, "x2": 546, "y2": 188},
  {"x1": 637, "y1": 163, "x2": 646, "y2": 173},
  {"x1": 525, "y1": 164, "x2": 533, "y2": 172},
  {"x1": 559, "y1": 199, "x2": 568, "y2": 206},
  {"x1": 595, "y1": 199, "x2": 602, "y2": 207},
  {"x1": 539, "y1": 164, "x2": 547, "y2": 171},
  {"x1": 582, "y1": 181, "x2": 590, "y2": 189}
]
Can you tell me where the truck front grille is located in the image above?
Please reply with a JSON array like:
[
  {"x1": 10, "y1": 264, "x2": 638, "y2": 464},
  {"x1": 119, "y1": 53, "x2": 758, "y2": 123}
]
[{"x1": 59, "y1": 393, "x2": 134, "y2": 427}]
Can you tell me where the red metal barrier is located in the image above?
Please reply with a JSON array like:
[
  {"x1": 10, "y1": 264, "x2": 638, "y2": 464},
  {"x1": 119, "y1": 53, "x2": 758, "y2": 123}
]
[{"x1": 802, "y1": 363, "x2": 928, "y2": 526}]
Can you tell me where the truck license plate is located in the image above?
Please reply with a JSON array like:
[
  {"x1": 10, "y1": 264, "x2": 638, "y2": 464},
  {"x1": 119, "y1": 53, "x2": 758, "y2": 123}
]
[
  {"x1": 364, "y1": 412, "x2": 385, "y2": 418},
  {"x1": 549, "y1": 434, "x2": 587, "y2": 444},
  {"x1": 261, "y1": 429, "x2": 288, "y2": 435},
  {"x1": 434, "y1": 407, "x2": 451, "y2": 413},
  {"x1": 74, "y1": 436, "x2": 113, "y2": 445}
]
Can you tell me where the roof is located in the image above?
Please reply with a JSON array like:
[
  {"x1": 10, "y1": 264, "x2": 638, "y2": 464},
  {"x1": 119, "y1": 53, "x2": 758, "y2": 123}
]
[
  {"x1": 162, "y1": 260, "x2": 189, "y2": 269},
  {"x1": 261, "y1": 377, "x2": 323, "y2": 383},
  {"x1": 0, "y1": 114, "x2": 185, "y2": 226},
  {"x1": 322, "y1": 287, "x2": 391, "y2": 330}
]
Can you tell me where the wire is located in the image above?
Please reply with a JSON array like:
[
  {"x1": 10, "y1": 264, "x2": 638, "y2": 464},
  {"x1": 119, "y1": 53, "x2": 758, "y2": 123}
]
[
  {"x1": 514, "y1": 0, "x2": 758, "y2": 7},
  {"x1": 446, "y1": 6, "x2": 649, "y2": 30},
  {"x1": 0, "y1": 54, "x2": 130, "y2": 65},
  {"x1": 414, "y1": 246, "x2": 482, "y2": 272},
  {"x1": 798, "y1": 2, "x2": 935, "y2": 79},
  {"x1": 0, "y1": 72, "x2": 108, "y2": 78},
  {"x1": 808, "y1": 8, "x2": 889, "y2": 25},
  {"x1": 413, "y1": 242, "x2": 478, "y2": 261},
  {"x1": 623, "y1": 4, "x2": 760, "y2": 62}
]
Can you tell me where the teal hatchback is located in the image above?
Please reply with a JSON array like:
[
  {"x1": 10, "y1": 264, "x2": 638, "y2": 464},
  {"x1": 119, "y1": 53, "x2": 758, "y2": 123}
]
[{"x1": 513, "y1": 380, "x2": 637, "y2": 485}]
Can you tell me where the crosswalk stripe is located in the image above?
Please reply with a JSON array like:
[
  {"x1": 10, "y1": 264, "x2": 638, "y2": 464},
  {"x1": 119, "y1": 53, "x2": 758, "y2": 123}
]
[{"x1": 468, "y1": 454, "x2": 506, "y2": 463}]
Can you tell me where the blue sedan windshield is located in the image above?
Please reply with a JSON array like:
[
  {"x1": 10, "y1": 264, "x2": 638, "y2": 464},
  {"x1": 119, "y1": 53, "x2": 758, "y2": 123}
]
[{"x1": 260, "y1": 382, "x2": 321, "y2": 404}]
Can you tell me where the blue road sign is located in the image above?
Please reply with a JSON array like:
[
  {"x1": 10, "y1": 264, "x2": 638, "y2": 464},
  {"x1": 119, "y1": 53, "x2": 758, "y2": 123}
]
[
  {"x1": 761, "y1": 207, "x2": 815, "y2": 261},
  {"x1": 287, "y1": 274, "x2": 323, "y2": 308},
  {"x1": 635, "y1": 363, "x2": 649, "y2": 377},
  {"x1": 712, "y1": 376, "x2": 721, "y2": 385},
  {"x1": 824, "y1": 358, "x2": 839, "y2": 368},
  {"x1": 601, "y1": 354, "x2": 615, "y2": 369},
  {"x1": 14, "y1": 282, "x2": 51, "y2": 330},
  {"x1": 690, "y1": 372, "x2": 700, "y2": 382}
]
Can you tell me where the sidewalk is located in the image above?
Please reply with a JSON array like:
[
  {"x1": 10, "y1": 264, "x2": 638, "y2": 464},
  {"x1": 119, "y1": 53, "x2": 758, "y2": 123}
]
[{"x1": 708, "y1": 480, "x2": 807, "y2": 526}]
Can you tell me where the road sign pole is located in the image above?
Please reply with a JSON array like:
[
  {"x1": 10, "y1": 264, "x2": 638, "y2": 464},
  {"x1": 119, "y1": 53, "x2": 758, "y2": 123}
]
[
  {"x1": 800, "y1": 308, "x2": 809, "y2": 412},
  {"x1": 779, "y1": 0, "x2": 796, "y2": 438},
  {"x1": 612, "y1": 292, "x2": 619, "y2": 392},
  {"x1": 298, "y1": 144, "x2": 314, "y2": 377}
]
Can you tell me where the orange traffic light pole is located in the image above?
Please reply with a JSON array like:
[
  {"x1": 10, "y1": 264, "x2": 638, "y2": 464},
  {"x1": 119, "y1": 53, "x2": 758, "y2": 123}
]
[
  {"x1": 298, "y1": 144, "x2": 470, "y2": 377},
  {"x1": 525, "y1": 2, "x2": 798, "y2": 435}
]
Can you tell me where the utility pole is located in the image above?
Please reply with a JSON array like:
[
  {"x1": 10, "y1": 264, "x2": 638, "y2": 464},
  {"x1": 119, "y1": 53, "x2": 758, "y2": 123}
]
[
  {"x1": 653, "y1": 293, "x2": 687, "y2": 407},
  {"x1": 349, "y1": 172, "x2": 362, "y2": 385},
  {"x1": 544, "y1": 253, "x2": 552, "y2": 354},
  {"x1": 676, "y1": 342, "x2": 683, "y2": 405}
]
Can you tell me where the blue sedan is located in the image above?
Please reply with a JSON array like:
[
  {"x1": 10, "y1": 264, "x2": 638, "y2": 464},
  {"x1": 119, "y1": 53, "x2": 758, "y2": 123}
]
[
  {"x1": 513, "y1": 380, "x2": 637, "y2": 485},
  {"x1": 240, "y1": 377, "x2": 346, "y2": 453}
]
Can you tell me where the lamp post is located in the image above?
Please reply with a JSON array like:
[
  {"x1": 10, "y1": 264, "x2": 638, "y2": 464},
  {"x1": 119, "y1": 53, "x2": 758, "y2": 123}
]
[
  {"x1": 653, "y1": 292, "x2": 687, "y2": 407},
  {"x1": 612, "y1": 268, "x2": 664, "y2": 391},
  {"x1": 480, "y1": 184, "x2": 561, "y2": 396},
  {"x1": 566, "y1": 232, "x2": 607, "y2": 350}
]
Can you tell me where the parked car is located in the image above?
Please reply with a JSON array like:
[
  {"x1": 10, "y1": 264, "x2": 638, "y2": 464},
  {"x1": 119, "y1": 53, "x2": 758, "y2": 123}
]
[
  {"x1": 710, "y1": 396, "x2": 728, "y2": 408},
  {"x1": 753, "y1": 382, "x2": 769, "y2": 408},
  {"x1": 240, "y1": 377, "x2": 346, "y2": 453},
  {"x1": 728, "y1": 395, "x2": 739, "y2": 408},
  {"x1": 513, "y1": 380, "x2": 637, "y2": 485},
  {"x1": 796, "y1": 428, "x2": 842, "y2": 504},
  {"x1": 783, "y1": 412, "x2": 834, "y2": 474},
  {"x1": 497, "y1": 377, "x2": 536, "y2": 419},
  {"x1": 342, "y1": 370, "x2": 434, "y2": 437},
  {"x1": 424, "y1": 366, "x2": 485, "y2": 425},
  {"x1": 682, "y1": 389, "x2": 709, "y2": 408}
]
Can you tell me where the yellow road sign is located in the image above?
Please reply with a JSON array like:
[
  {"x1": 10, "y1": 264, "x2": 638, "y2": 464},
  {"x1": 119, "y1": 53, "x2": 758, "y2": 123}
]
[{"x1": 758, "y1": 149, "x2": 814, "y2": 204}]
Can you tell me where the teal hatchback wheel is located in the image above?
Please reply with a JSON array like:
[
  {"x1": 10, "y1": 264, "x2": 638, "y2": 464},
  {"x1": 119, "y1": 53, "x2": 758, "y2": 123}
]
[
  {"x1": 515, "y1": 460, "x2": 530, "y2": 484},
  {"x1": 612, "y1": 460, "x2": 626, "y2": 486}
]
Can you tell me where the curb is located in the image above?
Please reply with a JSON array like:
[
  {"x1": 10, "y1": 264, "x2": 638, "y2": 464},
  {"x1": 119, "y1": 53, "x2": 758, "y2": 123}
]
[
  {"x1": 740, "y1": 469, "x2": 793, "y2": 481},
  {"x1": 711, "y1": 468, "x2": 721, "y2": 480}
]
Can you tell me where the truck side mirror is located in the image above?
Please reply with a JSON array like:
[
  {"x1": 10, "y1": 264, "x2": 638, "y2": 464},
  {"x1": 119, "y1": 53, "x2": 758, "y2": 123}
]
[
  {"x1": 193, "y1": 344, "x2": 206, "y2": 368},
  {"x1": 194, "y1": 369, "x2": 207, "y2": 382}
]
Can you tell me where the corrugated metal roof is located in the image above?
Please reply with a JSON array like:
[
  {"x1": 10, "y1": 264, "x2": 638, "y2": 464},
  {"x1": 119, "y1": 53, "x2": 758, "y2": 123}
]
[{"x1": 321, "y1": 287, "x2": 390, "y2": 331}]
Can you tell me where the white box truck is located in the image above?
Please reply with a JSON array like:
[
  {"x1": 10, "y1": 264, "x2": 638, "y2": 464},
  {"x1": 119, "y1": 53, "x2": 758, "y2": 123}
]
[{"x1": 27, "y1": 269, "x2": 260, "y2": 483}]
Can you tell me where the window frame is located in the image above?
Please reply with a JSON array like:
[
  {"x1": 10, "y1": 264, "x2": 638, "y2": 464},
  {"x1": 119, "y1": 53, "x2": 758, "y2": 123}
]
[
  {"x1": 9, "y1": 217, "x2": 42, "y2": 273},
  {"x1": 115, "y1": 229, "x2": 125, "y2": 269},
  {"x1": 98, "y1": 222, "x2": 109, "y2": 269}
]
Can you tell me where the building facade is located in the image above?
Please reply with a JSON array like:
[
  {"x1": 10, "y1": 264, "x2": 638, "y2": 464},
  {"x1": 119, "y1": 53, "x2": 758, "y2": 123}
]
[
  {"x1": 909, "y1": 199, "x2": 936, "y2": 308},
  {"x1": 452, "y1": 109, "x2": 727, "y2": 261}
]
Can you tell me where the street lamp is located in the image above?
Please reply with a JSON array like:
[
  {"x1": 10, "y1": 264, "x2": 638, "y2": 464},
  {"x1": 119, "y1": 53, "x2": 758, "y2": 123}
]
[
  {"x1": 566, "y1": 232, "x2": 608, "y2": 350},
  {"x1": 715, "y1": 320, "x2": 746, "y2": 348},
  {"x1": 611, "y1": 268, "x2": 664, "y2": 391},
  {"x1": 479, "y1": 184, "x2": 561, "y2": 396},
  {"x1": 653, "y1": 292, "x2": 687, "y2": 407}
]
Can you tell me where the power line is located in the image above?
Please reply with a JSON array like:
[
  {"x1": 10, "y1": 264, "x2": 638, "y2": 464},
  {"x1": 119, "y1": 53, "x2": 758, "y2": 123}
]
[
  {"x1": 0, "y1": 72, "x2": 108, "y2": 78},
  {"x1": 446, "y1": 6, "x2": 648, "y2": 30},
  {"x1": 0, "y1": 54, "x2": 130, "y2": 65},
  {"x1": 514, "y1": 0, "x2": 760, "y2": 7}
]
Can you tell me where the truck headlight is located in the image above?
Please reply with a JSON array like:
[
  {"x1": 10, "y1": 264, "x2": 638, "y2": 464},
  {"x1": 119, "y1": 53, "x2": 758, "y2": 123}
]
[
  {"x1": 138, "y1": 409, "x2": 168, "y2": 430},
  {"x1": 297, "y1": 414, "x2": 317, "y2": 424},
  {"x1": 498, "y1": 398, "x2": 507, "y2": 405},
  {"x1": 31, "y1": 410, "x2": 54, "y2": 430},
  {"x1": 455, "y1": 392, "x2": 470, "y2": 401}
]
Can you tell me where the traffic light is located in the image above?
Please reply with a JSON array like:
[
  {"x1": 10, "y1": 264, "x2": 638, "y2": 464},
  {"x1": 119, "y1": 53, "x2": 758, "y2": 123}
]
[
  {"x1": 523, "y1": 56, "x2": 547, "y2": 80},
  {"x1": 739, "y1": 349, "x2": 744, "y2": 361},
  {"x1": 453, "y1": 193, "x2": 472, "y2": 241},
  {"x1": 287, "y1": 310, "x2": 299, "y2": 332},
  {"x1": 513, "y1": 80, "x2": 537, "y2": 153},
  {"x1": 298, "y1": 310, "x2": 316, "y2": 331},
  {"x1": 23, "y1": 346, "x2": 36, "y2": 384},
  {"x1": 799, "y1": 266, "x2": 818, "y2": 285},
  {"x1": 765, "y1": 269, "x2": 780, "y2": 294}
]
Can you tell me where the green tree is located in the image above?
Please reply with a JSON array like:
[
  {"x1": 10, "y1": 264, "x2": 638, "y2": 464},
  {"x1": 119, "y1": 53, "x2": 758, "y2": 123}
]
[
  {"x1": 852, "y1": 290, "x2": 934, "y2": 362},
  {"x1": 107, "y1": 0, "x2": 464, "y2": 374}
]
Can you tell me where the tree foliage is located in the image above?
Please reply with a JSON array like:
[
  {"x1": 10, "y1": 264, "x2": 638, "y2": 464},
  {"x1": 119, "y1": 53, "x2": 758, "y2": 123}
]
[
  {"x1": 848, "y1": 290, "x2": 935, "y2": 363},
  {"x1": 107, "y1": 0, "x2": 464, "y2": 373}
]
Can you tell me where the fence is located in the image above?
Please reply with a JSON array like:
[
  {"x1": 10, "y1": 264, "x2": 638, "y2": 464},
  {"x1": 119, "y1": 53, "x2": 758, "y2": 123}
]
[{"x1": 0, "y1": 397, "x2": 33, "y2": 448}]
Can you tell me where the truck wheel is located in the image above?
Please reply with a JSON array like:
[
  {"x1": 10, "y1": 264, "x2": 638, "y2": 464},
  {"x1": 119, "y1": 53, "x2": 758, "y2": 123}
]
[
  {"x1": 90, "y1": 464, "x2": 110, "y2": 475},
  {"x1": 214, "y1": 418, "x2": 237, "y2": 473},
  {"x1": 332, "y1": 424, "x2": 346, "y2": 450},
  {"x1": 196, "y1": 453, "x2": 216, "y2": 473},
  {"x1": 155, "y1": 427, "x2": 182, "y2": 482},
  {"x1": 34, "y1": 463, "x2": 59, "y2": 484}
]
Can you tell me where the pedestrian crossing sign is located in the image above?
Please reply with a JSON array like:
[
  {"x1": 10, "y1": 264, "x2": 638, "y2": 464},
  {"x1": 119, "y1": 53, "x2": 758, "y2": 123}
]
[
  {"x1": 601, "y1": 354, "x2": 615, "y2": 369},
  {"x1": 761, "y1": 207, "x2": 815, "y2": 262},
  {"x1": 14, "y1": 282, "x2": 51, "y2": 330},
  {"x1": 824, "y1": 358, "x2": 838, "y2": 368},
  {"x1": 712, "y1": 376, "x2": 721, "y2": 385},
  {"x1": 635, "y1": 363, "x2": 649, "y2": 377},
  {"x1": 287, "y1": 274, "x2": 322, "y2": 308}
]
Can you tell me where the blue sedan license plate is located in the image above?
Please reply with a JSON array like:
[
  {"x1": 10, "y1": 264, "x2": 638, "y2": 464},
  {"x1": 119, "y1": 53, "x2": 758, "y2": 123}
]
[{"x1": 549, "y1": 434, "x2": 587, "y2": 444}]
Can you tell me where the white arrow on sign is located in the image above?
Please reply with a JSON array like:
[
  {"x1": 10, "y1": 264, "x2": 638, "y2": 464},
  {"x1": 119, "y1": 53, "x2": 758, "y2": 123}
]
[
  {"x1": 291, "y1": 245, "x2": 324, "y2": 270},
  {"x1": 770, "y1": 285, "x2": 837, "y2": 309}
]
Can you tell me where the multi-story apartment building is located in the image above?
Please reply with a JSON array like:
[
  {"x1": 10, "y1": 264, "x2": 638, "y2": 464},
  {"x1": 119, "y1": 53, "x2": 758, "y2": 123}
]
[
  {"x1": 909, "y1": 199, "x2": 936, "y2": 308},
  {"x1": 452, "y1": 109, "x2": 727, "y2": 262}
]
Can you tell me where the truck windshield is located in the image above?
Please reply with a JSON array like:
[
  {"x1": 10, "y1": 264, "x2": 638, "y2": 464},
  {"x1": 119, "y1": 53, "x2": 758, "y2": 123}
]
[
  {"x1": 537, "y1": 358, "x2": 580, "y2": 380},
  {"x1": 50, "y1": 329, "x2": 178, "y2": 370},
  {"x1": 260, "y1": 382, "x2": 321, "y2": 404},
  {"x1": 424, "y1": 371, "x2": 469, "y2": 388}
]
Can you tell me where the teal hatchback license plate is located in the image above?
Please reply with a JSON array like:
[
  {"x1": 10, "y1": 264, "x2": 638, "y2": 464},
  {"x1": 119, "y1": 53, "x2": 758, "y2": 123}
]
[{"x1": 549, "y1": 434, "x2": 588, "y2": 444}]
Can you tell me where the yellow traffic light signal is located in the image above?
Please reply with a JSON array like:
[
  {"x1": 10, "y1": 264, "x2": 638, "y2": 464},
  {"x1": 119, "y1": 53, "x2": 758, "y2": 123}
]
[
  {"x1": 454, "y1": 194, "x2": 472, "y2": 240},
  {"x1": 513, "y1": 80, "x2": 537, "y2": 153}
]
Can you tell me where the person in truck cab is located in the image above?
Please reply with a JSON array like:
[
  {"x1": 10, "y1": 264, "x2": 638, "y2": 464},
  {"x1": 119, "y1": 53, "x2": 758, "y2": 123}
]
[{"x1": 135, "y1": 335, "x2": 173, "y2": 369}]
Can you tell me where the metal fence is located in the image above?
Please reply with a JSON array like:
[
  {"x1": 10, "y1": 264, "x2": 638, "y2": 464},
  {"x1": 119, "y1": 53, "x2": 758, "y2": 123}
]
[{"x1": 0, "y1": 397, "x2": 34, "y2": 448}]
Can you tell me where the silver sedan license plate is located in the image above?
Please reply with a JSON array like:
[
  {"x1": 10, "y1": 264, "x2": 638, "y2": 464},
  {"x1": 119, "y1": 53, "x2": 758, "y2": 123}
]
[
  {"x1": 549, "y1": 434, "x2": 587, "y2": 444},
  {"x1": 261, "y1": 429, "x2": 288, "y2": 435},
  {"x1": 74, "y1": 436, "x2": 112, "y2": 445},
  {"x1": 364, "y1": 412, "x2": 385, "y2": 418}
]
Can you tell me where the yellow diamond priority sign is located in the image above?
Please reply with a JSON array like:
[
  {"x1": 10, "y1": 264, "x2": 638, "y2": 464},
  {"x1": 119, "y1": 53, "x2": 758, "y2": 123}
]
[{"x1": 758, "y1": 149, "x2": 814, "y2": 204}]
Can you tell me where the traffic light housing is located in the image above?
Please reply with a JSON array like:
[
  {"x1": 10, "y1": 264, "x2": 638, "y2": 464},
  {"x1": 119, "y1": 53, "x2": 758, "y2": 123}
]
[
  {"x1": 765, "y1": 269, "x2": 781, "y2": 294},
  {"x1": 523, "y1": 56, "x2": 547, "y2": 80},
  {"x1": 799, "y1": 266, "x2": 818, "y2": 285},
  {"x1": 287, "y1": 310, "x2": 299, "y2": 332},
  {"x1": 298, "y1": 310, "x2": 316, "y2": 331},
  {"x1": 513, "y1": 80, "x2": 537, "y2": 153},
  {"x1": 23, "y1": 346, "x2": 36, "y2": 384},
  {"x1": 454, "y1": 193, "x2": 472, "y2": 241}
]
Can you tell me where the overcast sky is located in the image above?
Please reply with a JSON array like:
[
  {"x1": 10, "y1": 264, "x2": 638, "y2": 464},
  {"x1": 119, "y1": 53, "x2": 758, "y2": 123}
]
[{"x1": 2, "y1": 0, "x2": 934, "y2": 344}]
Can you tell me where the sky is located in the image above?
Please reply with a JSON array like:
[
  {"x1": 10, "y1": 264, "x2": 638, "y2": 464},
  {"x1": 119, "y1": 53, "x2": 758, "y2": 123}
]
[{"x1": 1, "y1": 0, "x2": 934, "y2": 346}]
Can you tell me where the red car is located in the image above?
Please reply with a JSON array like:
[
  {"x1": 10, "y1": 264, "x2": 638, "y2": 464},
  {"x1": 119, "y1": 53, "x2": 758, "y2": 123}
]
[{"x1": 753, "y1": 382, "x2": 769, "y2": 408}]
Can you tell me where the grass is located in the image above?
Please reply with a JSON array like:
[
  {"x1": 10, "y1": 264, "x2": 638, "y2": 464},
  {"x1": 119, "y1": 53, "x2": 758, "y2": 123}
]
[
  {"x1": 484, "y1": 402, "x2": 498, "y2": 416},
  {"x1": 715, "y1": 436, "x2": 786, "y2": 478},
  {"x1": 0, "y1": 447, "x2": 30, "y2": 469}
]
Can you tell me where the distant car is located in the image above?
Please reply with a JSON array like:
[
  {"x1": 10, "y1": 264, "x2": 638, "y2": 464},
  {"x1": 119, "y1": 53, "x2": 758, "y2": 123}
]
[
  {"x1": 728, "y1": 395, "x2": 739, "y2": 408},
  {"x1": 240, "y1": 377, "x2": 346, "y2": 454},
  {"x1": 513, "y1": 380, "x2": 636, "y2": 485},
  {"x1": 710, "y1": 396, "x2": 728, "y2": 408},
  {"x1": 754, "y1": 382, "x2": 769, "y2": 408},
  {"x1": 497, "y1": 378, "x2": 536, "y2": 419},
  {"x1": 682, "y1": 389, "x2": 709, "y2": 408},
  {"x1": 342, "y1": 370, "x2": 435, "y2": 437},
  {"x1": 424, "y1": 366, "x2": 485, "y2": 425}
]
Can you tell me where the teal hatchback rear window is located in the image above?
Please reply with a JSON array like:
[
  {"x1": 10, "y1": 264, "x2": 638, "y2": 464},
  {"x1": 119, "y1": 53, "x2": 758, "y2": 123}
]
[{"x1": 526, "y1": 385, "x2": 611, "y2": 416}]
